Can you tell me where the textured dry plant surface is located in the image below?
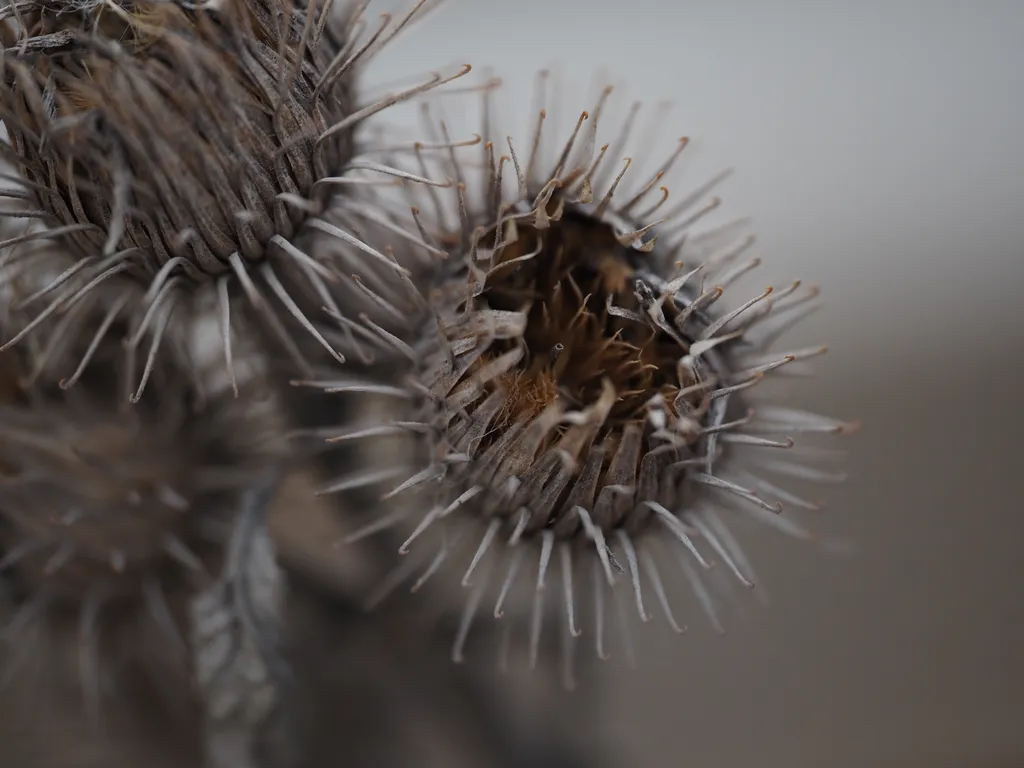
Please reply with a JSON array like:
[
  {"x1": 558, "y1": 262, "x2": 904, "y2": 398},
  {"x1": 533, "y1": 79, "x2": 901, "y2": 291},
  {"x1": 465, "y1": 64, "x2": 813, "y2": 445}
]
[
  {"x1": 305, "y1": 69, "x2": 853, "y2": 685},
  {"x1": 0, "y1": 0, "x2": 864, "y2": 766}
]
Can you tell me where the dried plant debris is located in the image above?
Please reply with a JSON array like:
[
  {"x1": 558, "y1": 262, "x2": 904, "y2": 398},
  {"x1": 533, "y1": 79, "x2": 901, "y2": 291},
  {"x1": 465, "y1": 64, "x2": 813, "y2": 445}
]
[
  {"x1": 0, "y1": 0, "x2": 468, "y2": 398},
  {"x1": 308, "y1": 73, "x2": 856, "y2": 677}
]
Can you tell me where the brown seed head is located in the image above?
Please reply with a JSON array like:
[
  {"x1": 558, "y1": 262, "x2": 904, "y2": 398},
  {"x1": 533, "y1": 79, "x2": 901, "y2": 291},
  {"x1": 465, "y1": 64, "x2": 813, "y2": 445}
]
[
  {"x1": 0, "y1": 0, "x2": 470, "y2": 396},
  {"x1": 314, "y1": 75, "x2": 855, "y2": 676},
  {"x1": 1, "y1": 0, "x2": 354, "y2": 272},
  {"x1": 0, "y1": 274, "x2": 286, "y2": 712}
]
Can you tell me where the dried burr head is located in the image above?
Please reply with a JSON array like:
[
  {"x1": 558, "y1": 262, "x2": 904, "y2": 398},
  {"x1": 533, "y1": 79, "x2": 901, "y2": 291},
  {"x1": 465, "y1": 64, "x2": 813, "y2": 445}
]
[
  {"x1": 309, "y1": 74, "x2": 857, "y2": 677},
  {"x1": 0, "y1": 0, "x2": 469, "y2": 398},
  {"x1": 0, "y1": 275, "x2": 285, "y2": 715}
]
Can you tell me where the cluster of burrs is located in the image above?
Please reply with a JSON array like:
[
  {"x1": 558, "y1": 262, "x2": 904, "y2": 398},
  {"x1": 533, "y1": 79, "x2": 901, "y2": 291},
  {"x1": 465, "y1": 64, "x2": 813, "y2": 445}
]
[{"x1": 0, "y1": 1, "x2": 853, "y2": 765}]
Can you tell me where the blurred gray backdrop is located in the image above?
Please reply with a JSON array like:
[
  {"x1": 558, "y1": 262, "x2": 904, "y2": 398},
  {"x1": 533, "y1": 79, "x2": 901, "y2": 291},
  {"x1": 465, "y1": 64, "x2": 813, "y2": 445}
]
[{"x1": 362, "y1": 2, "x2": 1024, "y2": 766}]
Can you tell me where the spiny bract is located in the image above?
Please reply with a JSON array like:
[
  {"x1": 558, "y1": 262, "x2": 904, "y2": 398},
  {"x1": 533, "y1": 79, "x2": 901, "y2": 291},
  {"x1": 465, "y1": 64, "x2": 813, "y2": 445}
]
[
  {"x1": 0, "y1": 0, "x2": 468, "y2": 399},
  {"x1": 312, "y1": 74, "x2": 855, "y2": 678}
]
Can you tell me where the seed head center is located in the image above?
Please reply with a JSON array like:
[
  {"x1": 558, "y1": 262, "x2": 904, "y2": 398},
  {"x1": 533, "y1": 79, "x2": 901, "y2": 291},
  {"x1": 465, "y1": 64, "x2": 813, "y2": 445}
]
[{"x1": 475, "y1": 213, "x2": 706, "y2": 440}]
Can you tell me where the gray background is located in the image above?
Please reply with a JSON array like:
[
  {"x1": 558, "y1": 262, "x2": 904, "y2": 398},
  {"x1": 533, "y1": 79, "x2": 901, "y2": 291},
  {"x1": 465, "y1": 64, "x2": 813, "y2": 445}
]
[{"x1": 364, "y1": 2, "x2": 1024, "y2": 766}]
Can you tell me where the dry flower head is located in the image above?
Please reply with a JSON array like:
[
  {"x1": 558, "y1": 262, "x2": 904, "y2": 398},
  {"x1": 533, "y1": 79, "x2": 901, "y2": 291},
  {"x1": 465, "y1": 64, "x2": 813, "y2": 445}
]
[
  {"x1": 312, "y1": 74, "x2": 856, "y2": 680},
  {"x1": 0, "y1": 0, "x2": 468, "y2": 399},
  {"x1": 0, "y1": 280, "x2": 285, "y2": 718}
]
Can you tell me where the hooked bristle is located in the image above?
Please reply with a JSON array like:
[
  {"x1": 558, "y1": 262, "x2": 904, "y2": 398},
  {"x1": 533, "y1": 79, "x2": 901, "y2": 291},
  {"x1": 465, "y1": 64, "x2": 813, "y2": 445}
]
[
  {"x1": 308, "y1": 73, "x2": 855, "y2": 681},
  {"x1": 0, "y1": 0, "x2": 470, "y2": 398}
]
